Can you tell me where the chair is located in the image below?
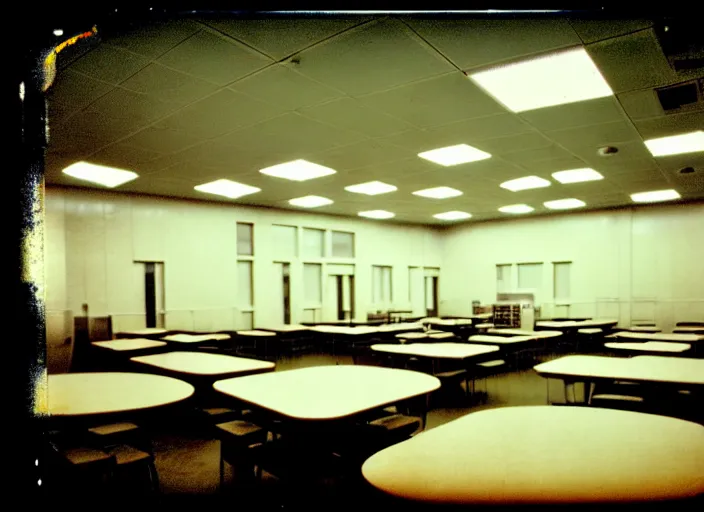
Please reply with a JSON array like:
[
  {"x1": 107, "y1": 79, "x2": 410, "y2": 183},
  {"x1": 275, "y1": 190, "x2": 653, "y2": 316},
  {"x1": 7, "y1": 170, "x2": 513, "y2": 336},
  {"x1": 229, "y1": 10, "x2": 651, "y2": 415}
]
[
  {"x1": 107, "y1": 444, "x2": 160, "y2": 501},
  {"x1": 471, "y1": 359, "x2": 507, "y2": 398},
  {"x1": 216, "y1": 419, "x2": 268, "y2": 491},
  {"x1": 69, "y1": 316, "x2": 113, "y2": 372}
]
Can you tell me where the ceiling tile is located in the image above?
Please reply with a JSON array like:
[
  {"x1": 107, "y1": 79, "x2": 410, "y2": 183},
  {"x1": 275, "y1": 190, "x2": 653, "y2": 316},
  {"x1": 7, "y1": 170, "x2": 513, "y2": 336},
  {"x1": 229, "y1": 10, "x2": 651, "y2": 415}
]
[
  {"x1": 520, "y1": 97, "x2": 627, "y2": 131},
  {"x1": 83, "y1": 87, "x2": 183, "y2": 126},
  {"x1": 651, "y1": 152, "x2": 704, "y2": 173},
  {"x1": 47, "y1": 69, "x2": 113, "y2": 111},
  {"x1": 298, "y1": 97, "x2": 415, "y2": 138},
  {"x1": 295, "y1": 18, "x2": 454, "y2": 96},
  {"x1": 586, "y1": 29, "x2": 703, "y2": 94},
  {"x1": 69, "y1": 44, "x2": 151, "y2": 85},
  {"x1": 633, "y1": 111, "x2": 704, "y2": 140},
  {"x1": 501, "y1": 144, "x2": 580, "y2": 164},
  {"x1": 118, "y1": 126, "x2": 205, "y2": 154},
  {"x1": 406, "y1": 18, "x2": 581, "y2": 70},
  {"x1": 104, "y1": 19, "x2": 204, "y2": 58},
  {"x1": 119, "y1": 63, "x2": 220, "y2": 106},
  {"x1": 157, "y1": 30, "x2": 273, "y2": 85},
  {"x1": 477, "y1": 132, "x2": 553, "y2": 155},
  {"x1": 569, "y1": 19, "x2": 653, "y2": 44},
  {"x1": 617, "y1": 88, "x2": 664, "y2": 120},
  {"x1": 154, "y1": 89, "x2": 286, "y2": 138},
  {"x1": 518, "y1": 157, "x2": 591, "y2": 173},
  {"x1": 217, "y1": 113, "x2": 367, "y2": 156},
  {"x1": 230, "y1": 64, "x2": 345, "y2": 110},
  {"x1": 358, "y1": 72, "x2": 504, "y2": 128},
  {"x1": 203, "y1": 16, "x2": 367, "y2": 60},
  {"x1": 311, "y1": 139, "x2": 417, "y2": 171},
  {"x1": 546, "y1": 121, "x2": 642, "y2": 150},
  {"x1": 89, "y1": 143, "x2": 164, "y2": 171}
]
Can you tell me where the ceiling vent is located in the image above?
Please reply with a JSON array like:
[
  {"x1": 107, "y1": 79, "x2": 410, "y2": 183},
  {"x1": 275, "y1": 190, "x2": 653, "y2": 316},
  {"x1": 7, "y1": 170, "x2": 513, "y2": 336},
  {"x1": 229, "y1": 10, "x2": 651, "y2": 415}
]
[
  {"x1": 654, "y1": 19, "x2": 704, "y2": 72},
  {"x1": 655, "y1": 79, "x2": 704, "y2": 113}
]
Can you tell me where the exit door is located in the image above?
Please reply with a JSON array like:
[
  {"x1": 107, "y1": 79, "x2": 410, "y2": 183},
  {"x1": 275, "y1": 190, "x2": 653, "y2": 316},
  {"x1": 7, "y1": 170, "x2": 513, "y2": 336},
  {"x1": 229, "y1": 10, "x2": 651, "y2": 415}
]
[
  {"x1": 423, "y1": 267, "x2": 439, "y2": 317},
  {"x1": 324, "y1": 264, "x2": 355, "y2": 322},
  {"x1": 138, "y1": 261, "x2": 165, "y2": 328}
]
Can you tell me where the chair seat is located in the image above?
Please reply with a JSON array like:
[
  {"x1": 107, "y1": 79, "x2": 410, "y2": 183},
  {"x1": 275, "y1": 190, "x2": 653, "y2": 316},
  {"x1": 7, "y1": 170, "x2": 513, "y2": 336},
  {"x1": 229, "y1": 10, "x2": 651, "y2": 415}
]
[
  {"x1": 88, "y1": 422, "x2": 139, "y2": 436},
  {"x1": 110, "y1": 445, "x2": 152, "y2": 465},
  {"x1": 591, "y1": 394, "x2": 644, "y2": 402},
  {"x1": 62, "y1": 447, "x2": 113, "y2": 466},
  {"x1": 435, "y1": 369, "x2": 466, "y2": 379},
  {"x1": 578, "y1": 328, "x2": 602, "y2": 334},
  {"x1": 216, "y1": 420, "x2": 266, "y2": 445},
  {"x1": 369, "y1": 414, "x2": 421, "y2": 434},
  {"x1": 477, "y1": 359, "x2": 505, "y2": 368}
]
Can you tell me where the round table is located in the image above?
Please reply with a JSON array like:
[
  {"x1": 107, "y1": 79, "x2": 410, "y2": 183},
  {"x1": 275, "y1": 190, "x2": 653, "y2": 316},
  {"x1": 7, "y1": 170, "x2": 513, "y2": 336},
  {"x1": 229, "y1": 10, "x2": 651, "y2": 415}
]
[
  {"x1": 362, "y1": 405, "x2": 704, "y2": 505},
  {"x1": 47, "y1": 372, "x2": 195, "y2": 418}
]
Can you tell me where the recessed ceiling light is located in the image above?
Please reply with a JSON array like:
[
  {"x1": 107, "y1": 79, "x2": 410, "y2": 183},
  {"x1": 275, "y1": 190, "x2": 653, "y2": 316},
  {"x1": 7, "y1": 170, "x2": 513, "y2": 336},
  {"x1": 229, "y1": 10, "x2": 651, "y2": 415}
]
[
  {"x1": 644, "y1": 131, "x2": 704, "y2": 157},
  {"x1": 412, "y1": 186, "x2": 463, "y2": 199},
  {"x1": 344, "y1": 181, "x2": 397, "y2": 195},
  {"x1": 288, "y1": 195, "x2": 333, "y2": 208},
  {"x1": 53, "y1": 29, "x2": 64, "y2": 37},
  {"x1": 194, "y1": 179, "x2": 261, "y2": 199},
  {"x1": 552, "y1": 168, "x2": 604, "y2": 184},
  {"x1": 358, "y1": 210, "x2": 395, "y2": 219},
  {"x1": 433, "y1": 211, "x2": 472, "y2": 220},
  {"x1": 630, "y1": 189, "x2": 681, "y2": 203},
  {"x1": 62, "y1": 161, "x2": 138, "y2": 188},
  {"x1": 500, "y1": 176, "x2": 551, "y2": 191},
  {"x1": 499, "y1": 204, "x2": 534, "y2": 214},
  {"x1": 418, "y1": 144, "x2": 491, "y2": 166},
  {"x1": 544, "y1": 198, "x2": 586, "y2": 210},
  {"x1": 467, "y1": 47, "x2": 613, "y2": 113},
  {"x1": 259, "y1": 159, "x2": 336, "y2": 181}
]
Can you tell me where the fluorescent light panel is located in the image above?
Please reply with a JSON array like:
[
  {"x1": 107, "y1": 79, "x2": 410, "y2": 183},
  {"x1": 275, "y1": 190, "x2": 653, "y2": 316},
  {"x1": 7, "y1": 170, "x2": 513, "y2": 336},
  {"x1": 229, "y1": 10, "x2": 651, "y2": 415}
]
[
  {"x1": 358, "y1": 210, "x2": 395, "y2": 219},
  {"x1": 288, "y1": 195, "x2": 333, "y2": 208},
  {"x1": 544, "y1": 198, "x2": 586, "y2": 210},
  {"x1": 644, "y1": 131, "x2": 704, "y2": 157},
  {"x1": 499, "y1": 204, "x2": 534, "y2": 214},
  {"x1": 194, "y1": 179, "x2": 261, "y2": 199},
  {"x1": 418, "y1": 144, "x2": 491, "y2": 166},
  {"x1": 433, "y1": 211, "x2": 472, "y2": 220},
  {"x1": 412, "y1": 186, "x2": 463, "y2": 199},
  {"x1": 500, "y1": 176, "x2": 551, "y2": 191},
  {"x1": 62, "y1": 161, "x2": 138, "y2": 188},
  {"x1": 344, "y1": 181, "x2": 397, "y2": 195},
  {"x1": 259, "y1": 159, "x2": 336, "y2": 181},
  {"x1": 552, "y1": 168, "x2": 604, "y2": 184},
  {"x1": 468, "y1": 47, "x2": 613, "y2": 112},
  {"x1": 630, "y1": 189, "x2": 681, "y2": 203}
]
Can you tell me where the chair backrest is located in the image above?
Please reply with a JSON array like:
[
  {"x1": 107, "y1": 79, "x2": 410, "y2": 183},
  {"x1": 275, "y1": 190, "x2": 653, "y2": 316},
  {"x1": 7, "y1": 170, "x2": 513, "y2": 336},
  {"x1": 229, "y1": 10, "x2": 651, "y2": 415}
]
[{"x1": 89, "y1": 316, "x2": 113, "y2": 341}]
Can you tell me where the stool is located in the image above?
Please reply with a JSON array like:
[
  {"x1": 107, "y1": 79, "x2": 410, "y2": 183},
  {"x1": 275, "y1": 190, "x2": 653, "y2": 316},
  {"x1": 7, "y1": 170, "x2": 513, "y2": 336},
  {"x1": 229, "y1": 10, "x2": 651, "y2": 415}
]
[
  {"x1": 108, "y1": 444, "x2": 160, "y2": 499},
  {"x1": 87, "y1": 422, "x2": 152, "y2": 454},
  {"x1": 577, "y1": 328, "x2": 603, "y2": 353},
  {"x1": 216, "y1": 420, "x2": 268, "y2": 490},
  {"x1": 472, "y1": 359, "x2": 506, "y2": 397}
]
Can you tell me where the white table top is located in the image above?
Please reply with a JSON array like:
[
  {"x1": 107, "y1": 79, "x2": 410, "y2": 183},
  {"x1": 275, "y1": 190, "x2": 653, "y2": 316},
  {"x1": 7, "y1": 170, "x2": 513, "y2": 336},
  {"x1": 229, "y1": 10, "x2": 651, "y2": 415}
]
[
  {"x1": 376, "y1": 322, "x2": 424, "y2": 333},
  {"x1": 487, "y1": 328, "x2": 563, "y2": 338},
  {"x1": 395, "y1": 332, "x2": 428, "y2": 339},
  {"x1": 604, "y1": 341, "x2": 692, "y2": 353},
  {"x1": 673, "y1": 326, "x2": 704, "y2": 334},
  {"x1": 534, "y1": 355, "x2": 704, "y2": 386},
  {"x1": 48, "y1": 372, "x2": 194, "y2": 417},
  {"x1": 474, "y1": 323, "x2": 494, "y2": 328},
  {"x1": 118, "y1": 328, "x2": 168, "y2": 336},
  {"x1": 235, "y1": 330, "x2": 276, "y2": 336},
  {"x1": 468, "y1": 334, "x2": 536, "y2": 345},
  {"x1": 362, "y1": 405, "x2": 704, "y2": 505},
  {"x1": 161, "y1": 333, "x2": 231, "y2": 343},
  {"x1": 627, "y1": 326, "x2": 662, "y2": 333},
  {"x1": 371, "y1": 343, "x2": 500, "y2": 360},
  {"x1": 213, "y1": 365, "x2": 440, "y2": 421},
  {"x1": 258, "y1": 324, "x2": 310, "y2": 333},
  {"x1": 428, "y1": 332, "x2": 455, "y2": 339},
  {"x1": 609, "y1": 331, "x2": 704, "y2": 343},
  {"x1": 309, "y1": 325, "x2": 379, "y2": 335},
  {"x1": 425, "y1": 318, "x2": 473, "y2": 326},
  {"x1": 536, "y1": 319, "x2": 618, "y2": 329},
  {"x1": 130, "y1": 352, "x2": 275, "y2": 377},
  {"x1": 92, "y1": 338, "x2": 167, "y2": 351}
]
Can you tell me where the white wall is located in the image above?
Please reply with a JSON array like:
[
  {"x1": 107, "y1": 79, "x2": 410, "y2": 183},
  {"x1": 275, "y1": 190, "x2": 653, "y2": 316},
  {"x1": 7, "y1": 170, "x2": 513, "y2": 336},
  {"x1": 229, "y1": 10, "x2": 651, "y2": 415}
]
[
  {"x1": 45, "y1": 187, "x2": 442, "y2": 344},
  {"x1": 439, "y1": 203, "x2": 704, "y2": 330}
]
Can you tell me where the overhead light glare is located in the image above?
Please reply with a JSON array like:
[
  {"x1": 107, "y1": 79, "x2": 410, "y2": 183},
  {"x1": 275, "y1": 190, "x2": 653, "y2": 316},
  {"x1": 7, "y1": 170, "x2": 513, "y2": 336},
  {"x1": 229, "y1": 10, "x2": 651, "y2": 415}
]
[{"x1": 62, "y1": 161, "x2": 139, "y2": 188}]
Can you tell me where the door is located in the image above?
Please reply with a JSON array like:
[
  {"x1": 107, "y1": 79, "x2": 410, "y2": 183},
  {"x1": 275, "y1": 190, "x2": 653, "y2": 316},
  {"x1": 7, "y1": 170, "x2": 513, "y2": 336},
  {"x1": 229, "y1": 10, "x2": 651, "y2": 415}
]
[
  {"x1": 423, "y1": 267, "x2": 440, "y2": 317},
  {"x1": 272, "y1": 262, "x2": 291, "y2": 324},
  {"x1": 324, "y1": 264, "x2": 355, "y2": 322},
  {"x1": 139, "y1": 261, "x2": 165, "y2": 328}
]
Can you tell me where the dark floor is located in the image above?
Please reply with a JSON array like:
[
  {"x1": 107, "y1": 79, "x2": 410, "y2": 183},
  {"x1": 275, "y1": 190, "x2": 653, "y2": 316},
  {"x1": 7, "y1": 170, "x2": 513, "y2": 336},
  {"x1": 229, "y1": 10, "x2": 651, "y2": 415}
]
[
  {"x1": 149, "y1": 351, "x2": 582, "y2": 507},
  {"x1": 44, "y1": 348, "x2": 703, "y2": 510}
]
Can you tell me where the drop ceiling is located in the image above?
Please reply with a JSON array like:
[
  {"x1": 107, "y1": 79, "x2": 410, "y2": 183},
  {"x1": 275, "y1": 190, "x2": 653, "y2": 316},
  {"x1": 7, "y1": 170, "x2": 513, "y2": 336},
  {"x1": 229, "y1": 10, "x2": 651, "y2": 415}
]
[{"x1": 44, "y1": 13, "x2": 704, "y2": 225}]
